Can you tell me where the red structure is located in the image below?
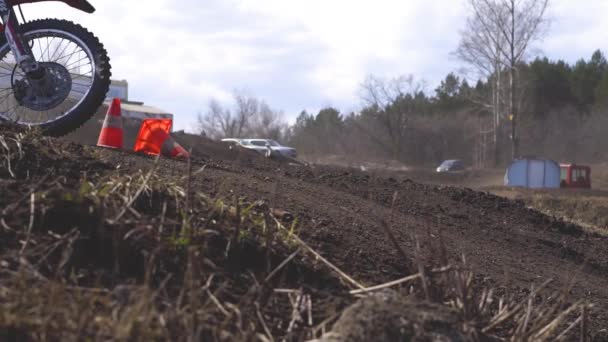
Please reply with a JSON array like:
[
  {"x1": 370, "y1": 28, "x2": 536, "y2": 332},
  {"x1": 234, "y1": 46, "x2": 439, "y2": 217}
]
[{"x1": 560, "y1": 164, "x2": 591, "y2": 189}]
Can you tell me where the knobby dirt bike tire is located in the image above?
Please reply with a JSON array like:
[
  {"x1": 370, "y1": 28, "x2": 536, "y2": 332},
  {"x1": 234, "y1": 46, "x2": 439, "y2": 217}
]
[{"x1": 0, "y1": 19, "x2": 111, "y2": 136}]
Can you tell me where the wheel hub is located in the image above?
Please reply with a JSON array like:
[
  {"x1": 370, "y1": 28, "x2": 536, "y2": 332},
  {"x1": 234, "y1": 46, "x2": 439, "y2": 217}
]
[{"x1": 13, "y1": 62, "x2": 72, "y2": 111}]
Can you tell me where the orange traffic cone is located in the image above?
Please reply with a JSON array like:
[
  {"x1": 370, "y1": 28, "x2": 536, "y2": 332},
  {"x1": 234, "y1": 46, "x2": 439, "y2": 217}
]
[
  {"x1": 97, "y1": 98, "x2": 124, "y2": 149},
  {"x1": 161, "y1": 134, "x2": 190, "y2": 158},
  {"x1": 134, "y1": 119, "x2": 190, "y2": 159},
  {"x1": 133, "y1": 119, "x2": 172, "y2": 155}
]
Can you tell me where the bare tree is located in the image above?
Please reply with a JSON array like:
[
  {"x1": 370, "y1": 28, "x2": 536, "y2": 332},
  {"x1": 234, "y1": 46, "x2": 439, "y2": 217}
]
[
  {"x1": 197, "y1": 99, "x2": 235, "y2": 139},
  {"x1": 249, "y1": 102, "x2": 287, "y2": 140},
  {"x1": 454, "y1": 0, "x2": 508, "y2": 166},
  {"x1": 465, "y1": 0, "x2": 549, "y2": 159},
  {"x1": 233, "y1": 93, "x2": 259, "y2": 138},
  {"x1": 358, "y1": 74, "x2": 426, "y2": 160},
  {"x1": 197, "y1": 91, "x2": 286, "y2": 140}
]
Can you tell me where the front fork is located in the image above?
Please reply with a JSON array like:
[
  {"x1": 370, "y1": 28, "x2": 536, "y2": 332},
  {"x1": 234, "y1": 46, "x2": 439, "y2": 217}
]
[{"x1": 0, "y1": 0, "x2": 40, "y2": 76}]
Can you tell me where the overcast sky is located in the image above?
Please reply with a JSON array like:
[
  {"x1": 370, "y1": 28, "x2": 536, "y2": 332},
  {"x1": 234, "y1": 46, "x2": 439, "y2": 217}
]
[{"x1": 19, "y1": 0, "x2": 608, "y2": 131}]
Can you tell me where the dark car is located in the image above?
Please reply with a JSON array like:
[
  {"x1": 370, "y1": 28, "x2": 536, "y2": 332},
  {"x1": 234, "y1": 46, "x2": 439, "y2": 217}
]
[{"x1": 436, "y1": 159, "x2": 465, "y2": 173}]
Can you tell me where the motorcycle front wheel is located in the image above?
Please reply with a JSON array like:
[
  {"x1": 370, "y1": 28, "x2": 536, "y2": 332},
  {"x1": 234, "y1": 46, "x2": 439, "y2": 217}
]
[{"x1": 0, "y1": 19, "x2": 111, "y2": 136}]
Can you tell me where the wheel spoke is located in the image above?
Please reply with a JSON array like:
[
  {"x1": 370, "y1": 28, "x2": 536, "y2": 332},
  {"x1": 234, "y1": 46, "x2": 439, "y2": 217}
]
[
  {"x1": 49, "y1": 38, "x2": 66, "y2": 62},
  {"x1": 47, "y1": 36, "x2": 54, "y2": 62},
  {"x1": 62, "y1": 44, "x2": 80, "y2": 66},
  {"x1": 0, "y1": 91, "x2": 14, "y2": 103},
  {"x1": 64, "y1": 56, "x2": 90, "y2": 70},
  {"x1": 37, "y1": 36, "x2": 55, "y2": 63},
  {"x1": 0, "y1": 63, "x2": 14, "y2": 73},
  {"x1": 71, "y1": 72, "x2": 93, "y2": 79},
  {"x1": 37, "y1": 39, "x2": 44, "y2": 63},
  {"x1": 5, "y1": 102, "x2": 23, "y2": 118},
  {"x1": 56, "y1": 45, "x2": 84, "y2": 64}
]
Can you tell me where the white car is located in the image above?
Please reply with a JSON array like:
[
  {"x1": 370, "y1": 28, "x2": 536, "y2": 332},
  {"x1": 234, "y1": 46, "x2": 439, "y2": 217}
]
[
  {"x1": 220, "y1": 138, "x2": 242, "y2": 147},
  {"x1": 240, "y1": 139, "x2": 297, "y2": 158}
]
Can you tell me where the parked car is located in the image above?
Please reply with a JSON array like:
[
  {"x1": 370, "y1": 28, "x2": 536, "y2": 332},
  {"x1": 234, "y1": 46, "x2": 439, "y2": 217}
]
[
  {"x1": 436, "y1": 159, "x2": 465, "y2": 173},
  {"x1": 222, "y1": 138, "x2": 241, "y2": 146},
  {"x1": 220, "y1": 138, "x2": 242, "y2": 149},
  {"x1": 240, "y1": 139, "x2": 298, "y2": 158}
]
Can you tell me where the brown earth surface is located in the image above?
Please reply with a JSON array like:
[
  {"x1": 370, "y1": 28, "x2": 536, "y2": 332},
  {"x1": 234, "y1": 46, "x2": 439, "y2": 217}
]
[
  {"x1": 488, "y1": 188, "x2": 608, "y2": 232},
  {"x1": 367, "y1": 162, "x2": 608, "y2": 237},
  {"x1": 1, "y1": 125, "x2": 607, "y2": 340}
]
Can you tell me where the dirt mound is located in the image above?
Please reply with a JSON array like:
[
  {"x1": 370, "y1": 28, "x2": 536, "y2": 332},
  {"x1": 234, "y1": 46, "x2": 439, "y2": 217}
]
[
  {"x1": 172, "y1": 131, "x2": 263, "y2": 163},
  {"x1": 318, "y1": 290, "x2": 485, "y2": 342},
  {"x1": 0, "y1": 123, "x2": 603, "y2": 340},
  {"x1": 1, "y1": 125, "x2": 348, "y2": 340},
  {"x1": 172, "y1": 132, "x2": 306, "y2": 167}
]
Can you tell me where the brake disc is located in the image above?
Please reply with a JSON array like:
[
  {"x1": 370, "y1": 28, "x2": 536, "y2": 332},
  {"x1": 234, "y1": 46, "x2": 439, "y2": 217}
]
[{"x1": 13, "y1": 61, "x2": 72, "y2": 111}]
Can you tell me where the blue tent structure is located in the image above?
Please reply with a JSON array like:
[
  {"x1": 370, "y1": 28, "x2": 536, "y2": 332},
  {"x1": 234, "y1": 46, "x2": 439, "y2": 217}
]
[{"x1": 504, "y1": 158, "x2": 561, "y2": 189}]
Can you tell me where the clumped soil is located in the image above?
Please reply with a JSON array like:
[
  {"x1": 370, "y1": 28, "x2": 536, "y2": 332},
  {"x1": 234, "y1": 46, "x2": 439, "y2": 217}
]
[
  {"x1": 319, "y1": 290, "x2": 488, "y2": 342},
  {"x1": 0, "y1": 123, "x2": 606, "y2": 340}
]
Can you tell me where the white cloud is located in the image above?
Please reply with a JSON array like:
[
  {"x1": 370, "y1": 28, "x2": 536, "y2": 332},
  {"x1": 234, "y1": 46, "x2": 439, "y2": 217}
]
[
  {"x1": 12, "y1": 0, "x2": 608, "y2": 131},
  {"x1": 543, "y1": 0, "x2": 608, "y2": 62}
]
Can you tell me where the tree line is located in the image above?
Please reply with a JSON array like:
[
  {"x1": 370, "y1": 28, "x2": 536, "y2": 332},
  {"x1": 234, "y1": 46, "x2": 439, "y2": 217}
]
[{"x1": 197, "y1": 0, "x2": 608, "y2": 167}]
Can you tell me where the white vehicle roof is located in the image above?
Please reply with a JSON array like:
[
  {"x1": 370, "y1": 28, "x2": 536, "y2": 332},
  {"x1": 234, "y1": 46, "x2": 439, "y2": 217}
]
[{"x1": 241, "y1": 139, "x2": 284, "y2": 147}]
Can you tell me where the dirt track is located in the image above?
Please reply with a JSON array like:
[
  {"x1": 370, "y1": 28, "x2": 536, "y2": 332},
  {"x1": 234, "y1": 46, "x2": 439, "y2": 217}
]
[
  {"x1": 2, "y1": 127, "x2": 608, "y2": 338},
  {"x1": 96, "y1": 136, "x2": 608, "y2": 329}
]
